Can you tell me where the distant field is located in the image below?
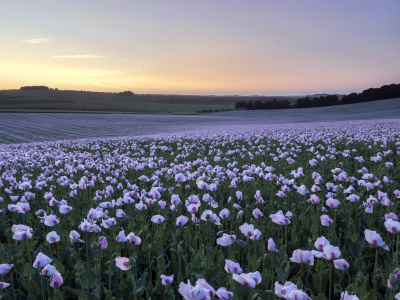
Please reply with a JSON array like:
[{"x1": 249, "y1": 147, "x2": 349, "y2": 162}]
[
  {"x1": 0, "y1": 97, "x2": 399, "y2": 144},
  {"x1": 0, "y1": 90, "x2": 298, "y2": 114}
]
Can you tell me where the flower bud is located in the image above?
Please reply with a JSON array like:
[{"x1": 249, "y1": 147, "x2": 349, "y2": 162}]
[
  {"x1": 390, "y1": 273, "x2": 397, "y2": 286},
  {"x1": 76, "y1": 278, "x2": 81, "y2": 286},
  {"x1": 91, "y1": 243, "x2": 99, "y2": 250},
  {"x1": 236, "y1": 215, "x2": 242, "y2": 222},
  {"x1": 128, "y1": 258, "x2": 136, "y2": 266},
  {"x1": 148, "y1": 244, "x2": 152, "y2": 252},
  {"x1": 356, "y1": 278, "x2": 362, "y2": 286}
]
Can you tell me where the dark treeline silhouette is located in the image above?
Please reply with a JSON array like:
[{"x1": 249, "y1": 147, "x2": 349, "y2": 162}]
[
  {"x1": 341, "y1": 83, "x2": 400, "y2": 104},
  {"x1": 235, "y1": 99, "x2": 290, "y2": 110},
  {"x1": 117, "y1": 91, "x2": 134, "y2": 96},
  {"x1": 234, "y1": 83, "x2": 400, "y2": 110},
  {"x1": 295, "y1": 83, "x2": 400, "y2": 108},
  {"x1": 295, "y1": 95, "x2": 339, "y2": 108},
  {"x1": 20, "y1": 86, "x2": 50, "y2": 90}
]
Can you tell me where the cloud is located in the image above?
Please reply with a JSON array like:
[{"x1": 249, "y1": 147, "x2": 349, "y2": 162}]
[
  {"x1": 52, "y1": 54, "x2": 105, "y2": 58},
  {"x1": 20, "y1": 38, "x2": 51, "y2": 44}
]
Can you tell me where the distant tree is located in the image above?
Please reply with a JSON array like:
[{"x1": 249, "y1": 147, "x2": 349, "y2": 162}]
[
  {"x1": 20, "y1": 86, "x2": 49, "y2": 90},
  {"x1": 117, "y1": 91, "x2": 134, "y2": 96},
  {"x1": 253, "y1": 100, "x2": 263, "y2": 109},
  {"x1": 246, "y1": 100, "x2": 254, "y2": 110}
]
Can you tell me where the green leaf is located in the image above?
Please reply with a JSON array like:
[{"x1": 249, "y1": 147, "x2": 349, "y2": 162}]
[{"x1": 21, "y1": 278, "x2": 40, "y2": 294}]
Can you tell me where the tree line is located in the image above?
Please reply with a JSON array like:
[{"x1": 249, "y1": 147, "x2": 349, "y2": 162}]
[
  {"x1": 234, "y1": 83, "x2": 400, "y2": 110},
  {"x1": 235, "y1": 99, "x2": 291, "y2": 110}
]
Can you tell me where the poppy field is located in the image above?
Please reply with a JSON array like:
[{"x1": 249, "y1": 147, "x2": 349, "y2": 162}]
[{"x1": 1, "y1": 120, "x2": 400, "y2": 300}]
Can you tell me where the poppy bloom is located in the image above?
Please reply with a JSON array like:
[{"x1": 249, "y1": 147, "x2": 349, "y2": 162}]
[
  {"x1": 224, "y1": 260, "x2": 242, "y2": 274},
  {"x1": 268, "y1": 238, "x2": 278, "y2": 252},
  {"x1": 323, "y1": 245, "x2": 341, "y2": 260},
  {"x1": 290, "y1": 250, "x2": 314, "y2": 265},
  {"x1": 0, "y1": 283, "x2": 10, "y2": 289},
  {"x1": 270, "y1": 211, "x2": 290, "y2": 225},
  {"x1": 314, "y1": 236, "x2": 330, "y2": 251},
  {"x1": 334, "y1": 259, "x2": 349, "y2": 270},
  {"x1": 320, "y1": 215, "x2": 333, "y2": 226},
  {"x1": 151, "y1": 215, "x2": 165, "y2": 224},
  {"x1": 160, "y1": 274, "x2": 174, "y2": 285},
  {"x1": 46, "y1": 231, "x2": 60, "y2": 243},
  {"x1": 176, "y1": 215, "x2": 189, "y2": 226},
  {"x1": 252, "y1": 208, "x2": 263, "y2": 219},
  {"x1": 33, "y1": 252, "x2": 52, "y2": 268},
  {"x1": 50, "y1": 272, "x2": 63, "y2": 288},
  {"x1": 115, "y1": 257, "x2": 131, "y2": 271},
  {"x1": 364, "y1": 229, "x2": 389, "y2": 251},
  {"x1": 216, "y1": 287, "x2": 234, "y2": 300},
  {"x1": 216, "y1": 234, "x2": 236, "y2": 246},
  {"x1": 232, "y1": 271, "x2": 261, "y2": 288},
  {"x1": 274, "y1": 281, "x2": 298, "y2": 298},
  {"x1": 384, "y1": 219, "x2": 400, "y2": 234},
  {"x1": 0, "y1": 264, "x2": 13, "y2": 275},
  {"x1": 98, "y1": 237, "x2": 107, "y2": 250},
  {"x1": 239, "y1": 223, "x2": 254, "y2": 238},
  {"x1": 42, "y1": 264, "x2": 58, "y2": 276},
  {"x1": 127, "y1": 232, "x2": 141, "y2": 245}
]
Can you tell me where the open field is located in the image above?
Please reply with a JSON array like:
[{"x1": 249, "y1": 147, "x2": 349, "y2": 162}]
[
  {"x1": 0, "y1": 97, "x2": 399, "y2": 144},
  {"x1": 0, "y1": 120, "x2": 399, "y2": 299},
  {"x1": 0, "y1": 90, "x2": 299, "y2": 114}
]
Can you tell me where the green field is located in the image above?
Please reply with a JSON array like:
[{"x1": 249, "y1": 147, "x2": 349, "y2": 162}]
[{"x1": 0, "y1": 90, "x2": 298, "y2": 114}]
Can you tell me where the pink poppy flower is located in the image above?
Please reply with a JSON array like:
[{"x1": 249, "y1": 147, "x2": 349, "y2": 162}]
[
  {"x1": 290, "y1": 250, "x2": 314, "y2": 265},
  {"x1": 176, "y1": 215, "x2": 189, "y2": 226},
  {"x1": 160, "y1": 274, "x2": 174, "y2": 285},
  {"x1": 216, "y1": 234, "x2": 236, "y2": 246},
  {"x1": 239, "y1": 223, "x2": 254, "y2": 238},
  {"x1": 364, "y1": 229, "x2": 389, "y2": 250},
  {"x1": 320, "y1": 215, "x2": 333, "y2": 226},
  {"x1": 115, "y1": 257, "x2": 131, "y2": 271},
  {"x1": 0, "y1": 264, "x2": 13, "y2": 275},
  {"x1": 252, "y1": 208, "x2": 263, "y2": 219},
  {"x1": 216, "y1": 287, "x2": 234, "y2": 300},
  {"x1": 334, "y1": 259, "x2": 349, "y2": 270},
  {"x1": 50, "y1": 272, "x2": 63, "y2": 288},
  {"x1": 127, "y1": 232, "x2": 141, "y2": 245},
  {"x1": 384, "y1": 219, "x2": 400, "y2": 234},
  {"x1": 224, "y1": 260, "x2": 242, "y2": 274},
  {"x1": 232, "y1": 271, "x2": 261, "y2": 288},
  {"x1": 151, "y1": 215, "x2": 165, "y2": 224},
  {"x1": 46, "y1": 231, "x2": 60, "y2": 243},
  {"x1": 268, "y1": 238, "x2": 278, "y2": 252},
  {"x1": 33, "y1": 252, "x2": 52, "y2": 268}
]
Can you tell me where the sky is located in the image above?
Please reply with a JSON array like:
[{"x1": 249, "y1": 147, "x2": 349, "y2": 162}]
[{"x1": 1, "y1": 0, "x2": 399, "y2": 95}]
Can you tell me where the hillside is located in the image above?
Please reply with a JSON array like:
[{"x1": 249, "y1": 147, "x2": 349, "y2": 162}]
[{"x1": 0, "y1": 90, "x2": 298, "y2": 114}]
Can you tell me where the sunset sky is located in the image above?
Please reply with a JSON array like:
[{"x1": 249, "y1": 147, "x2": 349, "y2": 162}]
[{"x1": 1, "y1": 0, "x2": 399, "y2": 95}]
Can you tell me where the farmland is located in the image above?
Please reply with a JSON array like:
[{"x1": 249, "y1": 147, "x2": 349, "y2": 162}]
[
  {"x1": 0, "y1": 89, "x2": 298, "y2": 115},
  {"x1": 0, "y1": 97, "x2": 399, "y2": 145},
  {"x1": 0, "y1": 112, "x2": 400, "y2": 299}
]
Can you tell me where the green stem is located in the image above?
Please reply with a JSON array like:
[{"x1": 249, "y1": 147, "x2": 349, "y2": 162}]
[
  {"x1": 373, "y1": 247, "x2": 379, "y2": 294},
  {"x1": 329, "y1": 264, "x2": 332, "y2": 300}
]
